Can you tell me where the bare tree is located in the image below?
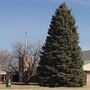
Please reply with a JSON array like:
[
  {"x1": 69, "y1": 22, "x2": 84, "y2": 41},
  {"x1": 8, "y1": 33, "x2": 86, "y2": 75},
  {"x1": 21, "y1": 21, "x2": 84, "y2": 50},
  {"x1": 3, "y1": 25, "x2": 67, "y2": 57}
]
[
  {"x1": 12, "y1": 41, "x2": 41, "y2": 83},
  {"x1": 0, "y1": 49, "x2": 17, "y2": 73},
  {"x1": 24, "y1": 42, "x2": 42, "y2": 83},
  {"x1": 0, "y1": 49, "x2": 10, "y2": 72}
]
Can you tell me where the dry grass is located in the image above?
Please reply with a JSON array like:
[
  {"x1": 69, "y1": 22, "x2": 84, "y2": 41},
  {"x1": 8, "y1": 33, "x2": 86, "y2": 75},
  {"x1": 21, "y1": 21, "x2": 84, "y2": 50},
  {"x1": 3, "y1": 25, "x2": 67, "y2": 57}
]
[{"x1": 0, "y1": 84, "x2": 90, "y2": 90}]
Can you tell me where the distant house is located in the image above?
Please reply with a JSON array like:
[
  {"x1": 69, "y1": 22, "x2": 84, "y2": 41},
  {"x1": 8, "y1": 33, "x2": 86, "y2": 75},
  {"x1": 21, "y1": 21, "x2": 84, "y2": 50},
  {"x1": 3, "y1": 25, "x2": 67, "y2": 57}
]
[
  {"x1": 0, "y1": 65, "x2": 6, "y2": 83},
  {"x1": 83, "y1": 50, "x2": 90, "y2": 85},
  {"x1": 0, "y1": 65, "x2": 18, "y2": 83}
]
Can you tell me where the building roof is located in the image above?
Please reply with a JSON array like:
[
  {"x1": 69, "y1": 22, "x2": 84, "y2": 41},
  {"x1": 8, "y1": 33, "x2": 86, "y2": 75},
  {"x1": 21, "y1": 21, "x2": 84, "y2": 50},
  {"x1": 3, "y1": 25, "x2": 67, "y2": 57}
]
[
  {"x1": 0, "y1": 71, "x2": 6, "y2": 75},
  {"x1": 83, "y1": 63, "x2": 90, "y2": 71}
]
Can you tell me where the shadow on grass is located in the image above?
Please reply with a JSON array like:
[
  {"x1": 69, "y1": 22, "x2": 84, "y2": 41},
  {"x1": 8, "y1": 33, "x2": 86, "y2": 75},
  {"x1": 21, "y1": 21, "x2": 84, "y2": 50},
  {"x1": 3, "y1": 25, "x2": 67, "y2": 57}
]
[{"x1": 11, "y1": 82, "x2": 38, "y2": 86}]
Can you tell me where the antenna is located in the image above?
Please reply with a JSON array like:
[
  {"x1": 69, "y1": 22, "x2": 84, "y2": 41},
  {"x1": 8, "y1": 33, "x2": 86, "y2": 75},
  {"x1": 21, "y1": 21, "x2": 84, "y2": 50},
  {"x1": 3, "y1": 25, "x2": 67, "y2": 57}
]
[{"x1": 25, "y1": 32, "x2": 28, "y2": 54}]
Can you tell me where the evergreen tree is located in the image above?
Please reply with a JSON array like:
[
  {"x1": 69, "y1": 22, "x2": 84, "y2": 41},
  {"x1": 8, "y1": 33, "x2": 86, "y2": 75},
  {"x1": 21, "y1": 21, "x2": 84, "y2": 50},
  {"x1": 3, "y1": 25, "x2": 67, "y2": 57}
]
[{"x1": 37, "y1": 3, "x2": 85, "y2": 87}]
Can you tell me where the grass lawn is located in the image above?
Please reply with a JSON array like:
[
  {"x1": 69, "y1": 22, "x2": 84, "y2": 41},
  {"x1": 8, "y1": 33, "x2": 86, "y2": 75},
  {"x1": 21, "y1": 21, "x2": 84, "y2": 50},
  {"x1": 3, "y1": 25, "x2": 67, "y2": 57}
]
[{"x1": 0, "y1": 84, "x2": 90, "y2": 90}]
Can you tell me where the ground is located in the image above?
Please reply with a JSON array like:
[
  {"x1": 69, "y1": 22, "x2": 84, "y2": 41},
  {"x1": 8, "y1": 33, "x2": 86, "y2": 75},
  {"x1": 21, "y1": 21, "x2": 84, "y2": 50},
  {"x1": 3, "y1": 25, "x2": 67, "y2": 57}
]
[{"x1": 0, "y1": 84, "x2": 90, "y2": 90}]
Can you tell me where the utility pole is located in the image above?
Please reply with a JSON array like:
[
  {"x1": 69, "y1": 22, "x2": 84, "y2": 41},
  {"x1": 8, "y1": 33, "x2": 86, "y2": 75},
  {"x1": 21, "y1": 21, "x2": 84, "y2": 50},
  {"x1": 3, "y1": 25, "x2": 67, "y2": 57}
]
[
  {"x1": 19, "y1": 32, "x2": 28, "y2": 82},
  {"x1": 19, "y1": 32, "x2": 32, "y2": 83},
  {"x1": 24, "y1": 32, "x2": 28, "y2": 54}
]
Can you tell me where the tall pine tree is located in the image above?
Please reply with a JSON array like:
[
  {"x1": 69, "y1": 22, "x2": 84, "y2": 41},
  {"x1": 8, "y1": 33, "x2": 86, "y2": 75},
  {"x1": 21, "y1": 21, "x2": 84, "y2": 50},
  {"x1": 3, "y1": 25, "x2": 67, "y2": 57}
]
[{"x1": 37, "y1": 3, "x2": 85, "y2": 87}]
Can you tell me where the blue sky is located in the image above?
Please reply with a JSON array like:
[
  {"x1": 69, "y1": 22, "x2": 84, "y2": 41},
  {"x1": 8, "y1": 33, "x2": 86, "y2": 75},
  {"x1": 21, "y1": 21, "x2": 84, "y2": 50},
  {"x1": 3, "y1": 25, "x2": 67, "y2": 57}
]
[{"x1": 0, "y1": 0, "x2": 90, "y2": 51}]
